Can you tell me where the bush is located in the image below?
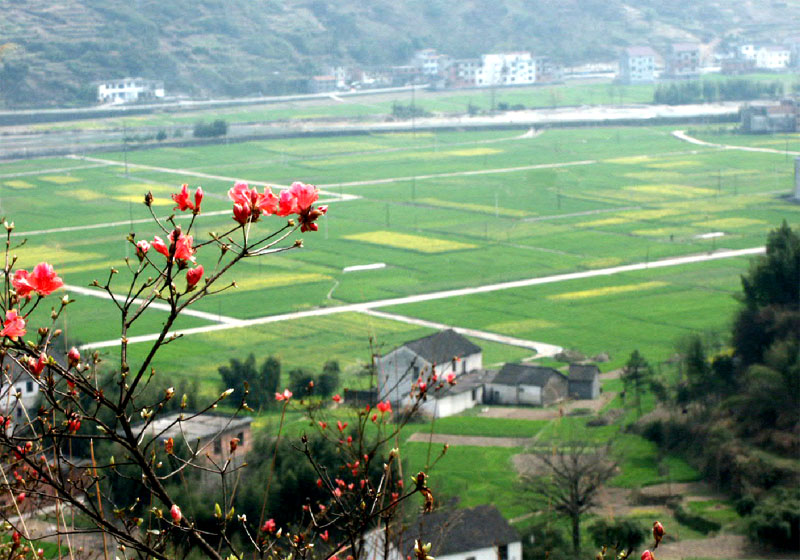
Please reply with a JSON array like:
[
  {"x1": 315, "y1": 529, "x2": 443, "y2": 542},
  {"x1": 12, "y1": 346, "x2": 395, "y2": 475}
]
[
  {"x1": 589, "y1": 517, "x2": 647, "y2": 551},
  {"x1": 747, "y1": 487, "x2": 800, "y2": 550},
  {"x1": 673, "y1": 503, "x2": 722, "y2": 535},
  {"x1": 193, "y1": 119, "x2": 228, "y2": 138}
]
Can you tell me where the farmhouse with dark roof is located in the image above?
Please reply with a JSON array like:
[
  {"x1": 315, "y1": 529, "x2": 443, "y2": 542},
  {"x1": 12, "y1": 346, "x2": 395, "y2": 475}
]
[
  {"x1": 486, "y1": 363, "x2": 568, "y2": 406},
  {"x1": 377, "y1": 329, "x2": 483, "y2": 417},
  {"x1": 568, "y1": 363, "x2": 601, "y2": 399}
]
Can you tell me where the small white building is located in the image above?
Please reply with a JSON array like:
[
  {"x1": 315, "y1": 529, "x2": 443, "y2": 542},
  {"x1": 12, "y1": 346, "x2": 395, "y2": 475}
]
[
  {"x1": 97, "y1": 78, "x2": 165, "y2": 104},
  {"x1": 377, "y1": 329, "x2": 483, "y2": 417},
  {"x1": 400, "y1": 505, "x2": 522, "y2": 560},
  {"x1": 755, "y1": 46, "x2": 792, "y2": 70},
  {"x1": 619, "y1": 46, "x2": 658, "y2": 83},
  {"x1": 0, "y1": 367, "x2": 40, "y2": 429},
  {"x1": 476, "y1": 53, "x2": 537, "y2": 86}
]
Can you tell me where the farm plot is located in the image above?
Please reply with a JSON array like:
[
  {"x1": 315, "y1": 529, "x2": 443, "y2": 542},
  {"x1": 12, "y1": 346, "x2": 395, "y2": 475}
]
[{"x1": 0, "y1": 124, "x2": 796, "y2": 387}]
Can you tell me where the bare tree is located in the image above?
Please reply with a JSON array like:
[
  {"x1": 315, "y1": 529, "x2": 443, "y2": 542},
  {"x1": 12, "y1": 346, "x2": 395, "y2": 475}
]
[{"x1": 517, "y1": 441, "x2": 617, "y2": 555}]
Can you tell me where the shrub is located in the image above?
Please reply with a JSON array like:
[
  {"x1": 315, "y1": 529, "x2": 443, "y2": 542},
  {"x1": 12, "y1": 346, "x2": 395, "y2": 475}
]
[
  {"x1": 747, "y1": 487, "x2": 800, "y2": 550},
  {"x1": 193, "y1": 118, "x2": 228, "y2": 137},
  {"x1": 589, "y1": 517, "x2": 647, "y2": 551}
]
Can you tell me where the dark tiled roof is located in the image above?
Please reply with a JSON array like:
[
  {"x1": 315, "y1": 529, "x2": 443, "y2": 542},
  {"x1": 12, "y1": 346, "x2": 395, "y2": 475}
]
[
  {"x1": 441, "y1": 369, "x2": 496, "y2": 396},
  {"x1": 403, "y1": 329, "x2": 482, "y2": 365},
  {"x1": 404, "y1": 505, "x2": 519, "y2": 556},
  {"x1": 493, "y1": 363, "x2": 565, "y2": 387},
  {"x1": 569, "y1": 364, "x2": 600, "y2": 382}
]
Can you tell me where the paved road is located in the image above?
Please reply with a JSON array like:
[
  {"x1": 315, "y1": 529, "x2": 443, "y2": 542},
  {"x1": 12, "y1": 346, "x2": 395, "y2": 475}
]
[{"x1": 79, "y1": 246, "x2": 765, "y2": 350}]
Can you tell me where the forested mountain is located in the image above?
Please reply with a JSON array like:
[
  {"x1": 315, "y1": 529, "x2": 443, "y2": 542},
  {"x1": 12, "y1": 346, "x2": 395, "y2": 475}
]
[{"x1": 1, "y1": 0, "x2": 799, "y2": 107}]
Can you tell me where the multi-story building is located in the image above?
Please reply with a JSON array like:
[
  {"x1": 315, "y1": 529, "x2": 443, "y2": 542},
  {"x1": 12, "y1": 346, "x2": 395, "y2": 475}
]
[
  {"x1": 476, "y1": 52, "x2": 536, "y2": 86},
  {"x1": 667, "y1": 43, "x2": 701, "y2": 78},
  {"x1": 97, "y1": 78, "x2": 164, "y2": 104},
  {"x1": 619, "y1": 46, "x2": 658, "y2": 83},
  {"x1": 755, "y1": 45, "x2": 792, "y2": 69},
  {"x1": 412, "y1": 49, "x2": 450, "y2": 77},
  {"x1": 447, "y1": 58, "x2": 481, "y2": 87}
]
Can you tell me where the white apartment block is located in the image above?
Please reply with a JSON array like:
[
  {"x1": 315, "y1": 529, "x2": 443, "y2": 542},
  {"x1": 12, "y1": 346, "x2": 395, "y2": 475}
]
[
  {"x1": 739, "y1": 44, "x2": 792, "y2": 69},
  {"x1": 97, "y1": 78, "x2": 165, "y2": 104},
  {"x1": 476, "y1": 52, "x2": 536, "y2": 86},
  {"x1": 619, "y1": 46, "x2": 658, "y2": 83}
]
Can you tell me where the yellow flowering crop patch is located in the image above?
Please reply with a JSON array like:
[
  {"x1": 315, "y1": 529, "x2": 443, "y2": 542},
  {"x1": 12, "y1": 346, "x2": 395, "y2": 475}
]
[
  {"x1": 605, "y1": 155, "x2": 651, "y2": 164},
  {"x1": 446, "y1": 147, "x2": 500, "y2": 157},
  {"x1": 417, "y1": 197, "x2": 529, "y2": 218},
  {"x1": 624, "y1": 171, "x2": 684, "y2": 181},
  {"x1": 3, "y1": 180, "x2": 33, "y2": 189},
  {"x1": 344, "y1": 231, "x2": 477, "y2": 253},
  {"x1": 579, "y1": 217, "x2": 629, "y2": 227},
  {"x1": 582, "y1": 257, "x2": 623, "y2": 269},
  {"x1": 645, "y1": 160, "x2": 699, "y2": 169},
  {"x1": 485, "y1": 318, "x2": 557, "y2": 332},
  {"x1": 114, "y1": 194, "x2": 173, "y2": 206},
  {"x1": 621, "y1": 208, "x2": 679, "y2": 220},
  {"x1": 695, "y1": 217, "x2": 765, "y2": 229},
  {"x1": 625, "y1": 184, "x2": 716, "y2": 198},
  {"x1": 67, "y1": 189, "x2": 104, "y2": 201},
  {"x1": 14, "y1": 247, "x2": 107, "y2": 268},
  {"x1": 549, "y1": 281, "x2": 667, "y2": 301},
  {"x1": 39, "y1": 175, "x2": 81, "y2": 184},
  {"x1": 232, "y1": 272, "x2": 332, "y2": 291}
]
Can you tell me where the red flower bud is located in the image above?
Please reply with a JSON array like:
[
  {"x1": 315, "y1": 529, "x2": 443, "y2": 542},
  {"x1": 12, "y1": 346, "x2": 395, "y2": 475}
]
[
  {"x1": 67, "y1": 347, "x2": 80, "y2": 368},
  {"x1": 186, "y1": 265, "x2": 204, "y2": 289}
]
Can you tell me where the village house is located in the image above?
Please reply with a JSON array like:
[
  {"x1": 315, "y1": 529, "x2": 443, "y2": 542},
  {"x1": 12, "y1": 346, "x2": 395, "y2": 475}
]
[
  {"x1": 568, "y1": 363, "x2": 601, "y2": 399},
  {"x1": 96, "y1": 77, "x2": 164, "y2": 104},
  {"x1": 619, "y1": 46, "x2": 658, "y2": 83},
  {"x1": 666, "y1": 43, "x2": 701, "y2": 78},
  {"x1": 740, "y1": 99, "x2": 799, "y2": 133},
  {"x1": 476, "y1": 53, "x2": 537, "y2": 86},
  {"x1": 377, "y1": 329, "x2": 483, "y2": 417},
  {"x1": 0, "y1": 365, "x2": 41, "y2": 431},
  {"x1": 129, "y1": 413, "x2": 253, "y2": 469},
  {"x1": 486, "y1": 363, "x2": 568, "y2": 407}
]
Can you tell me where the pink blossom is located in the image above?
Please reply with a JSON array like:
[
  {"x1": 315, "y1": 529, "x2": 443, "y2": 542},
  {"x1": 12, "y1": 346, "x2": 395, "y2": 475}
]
[
  {"x1": 169, "y1": 231, "x2": 195, "y2": 262},
  {"x1": 233, "y1": 203, "x2": 251, "y2": 225},
  {"x1": 28, "y1": 353, "x2": 47, "y2": 377},
  {"x1": 170, "y1": 504, "x2": 182, "y2": 523},
  {"x1": 377, "y1": 401, "x2": 392, "y2": 414},
  {"x1": 0, "y1": 310, "x2": 26, "y2": 341},
  {"x1": 136, "y1": 240, "x2": 150, "y2": 260},
  {"x1": 318, "y1": 421, "x2": 328, "y2": 430},
  {"x1": 333, "y1": 487, "x2": 342, "y2": 498},
  {"x1": 275, "y1": 389, "x2": 292, "y2": 401},
  {"x1": 12, "y1": 270, "x2": 34, "y2": 299},
  {"x1": 186, "y1": 265, "x2": 204, "y2": 288},
  {"x1": 641, "y1": 551, "x2": 654, "y2": 560},
  {"x1": 320, "y1": 530, "x2": 329, "y2": 542},
  {"x1": 171, "y1": 184, "x2": 194, "y2": 212},
  {"x1": 67, "y1": 347, "x2": 80, "y2": 367},
  {"x1": 445, "y1": 373, "x2": 456, "y2": 385},
  {"x1": 152, "y1": 236, "x2": 169, "y2": 257},
  {"x1": 16, "y1": 492, "x2": 25, "y2": 503},
  {"x1": 337, "y1": 420, "x2": 347, "y2": 432},
  {"x1": 257, "y1": 188, "x2": 279, "y2": 215},
  {"x1": 290, "y1": 182, "x2": 319, "y2": 212},
  {"x1": 261, "y1": 518, "x2": 277, "y2": 533},
  {"x1": 193, "y1": 187, "x2": 204, "y2": 213},
  {"x1": 277, "y1": 189, "x2": 299, "y2": 217},
  {"x1": 29, "y1": 263, "x2": 63, "y2": 296},
  {"x1": 332, "y1": 394, "x2": 342, "y2": 403},
  {"x1": 228, "y1": 182, "x2": 252, "y2": 206},
  {"x1": 417, "y1": 379, "x2": 427, "y2": 392}
]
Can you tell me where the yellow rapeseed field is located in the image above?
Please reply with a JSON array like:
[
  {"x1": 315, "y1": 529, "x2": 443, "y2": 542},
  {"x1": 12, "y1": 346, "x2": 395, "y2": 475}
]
[
  {"x1": 39, "y1": 175, "x2": 81, "y2": 184},
  {"x1": 3, "y1": 180, "x2": 33, "y2": 189},
  {"x1": 344, "y1": 231, "x2": 477, "y2": 253},
  {"x1": 417, "y1": 197, "x2": 529, "y2": 218},
  {"x1": 549, "y1": 281, "x2": 667, "y2": 301}
]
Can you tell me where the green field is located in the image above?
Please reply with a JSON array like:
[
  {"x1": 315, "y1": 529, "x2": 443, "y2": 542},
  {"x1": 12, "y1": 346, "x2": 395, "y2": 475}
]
[{"x1": 1, "y1": 124, "x2": 797, "y2": 387}]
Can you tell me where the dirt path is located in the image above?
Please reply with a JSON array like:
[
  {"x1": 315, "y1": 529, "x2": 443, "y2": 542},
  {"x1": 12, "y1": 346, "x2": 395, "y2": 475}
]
[{"x1": 672, "y1": 130, "x2": 800, "y2": 156}]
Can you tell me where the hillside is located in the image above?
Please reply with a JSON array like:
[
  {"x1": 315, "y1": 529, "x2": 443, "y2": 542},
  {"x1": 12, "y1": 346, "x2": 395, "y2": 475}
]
[{"x1": 1, "y1": 0, "x2": 800, "y2": 107}]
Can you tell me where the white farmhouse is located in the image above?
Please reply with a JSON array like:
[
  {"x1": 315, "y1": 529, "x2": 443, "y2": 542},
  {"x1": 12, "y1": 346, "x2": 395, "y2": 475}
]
[
  {"x1": 755, "y1": 46, "x2": 792, "y2": 70},
  {"x1": 619, "y1": 46, "x2": 658, "y2": 83},
  {"x1": 0, "y1": 368, "x2": 40, "y2": 430},
  {"x1": 97, "y1": 78, "x2": 165, "y2": 104},
  {"x1": 377, "y1": 329, "x2": 483, "y2": 417},
  {"x1": 476, "y1": 53, "x2": 536, "y2": 86}
]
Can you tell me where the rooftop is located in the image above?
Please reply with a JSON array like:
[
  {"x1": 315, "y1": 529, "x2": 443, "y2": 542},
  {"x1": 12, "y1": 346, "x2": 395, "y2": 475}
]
[
  {"x1": 129, "y1": 413, "x2": 252, "y2": 443},
  {"x1": 402, "y1": 329, "x2": 482, "y2": 365},
  {"x1": 403, "y1": 505, "x2": 519, "y2": 556},
  {"x1": 625, "y1": 46, "x2": 658, "y2": 57},
  {"x1": 569, "y1": 363, "x2": 600, "y2": 381},
  {"x1": 494, "y1": 363, "x2": 565, "y2": 386}
]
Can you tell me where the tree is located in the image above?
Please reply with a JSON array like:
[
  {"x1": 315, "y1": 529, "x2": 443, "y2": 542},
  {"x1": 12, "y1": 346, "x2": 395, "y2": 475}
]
[
  {"x1": 622, "y1": 350, "x2": 652, "y2": 417},
  {"x1": 518, "y1": 442, "x2": 617, "y2": 554},
  {"x1": 589, "y1": 517, "x2": 647, "y2": 553},
  {"x1": 260, "y1": 354, "x2": 282, "y2": 402},
  {"x1": 317, "y1": 360, "x2": 340, "y2": 396}
]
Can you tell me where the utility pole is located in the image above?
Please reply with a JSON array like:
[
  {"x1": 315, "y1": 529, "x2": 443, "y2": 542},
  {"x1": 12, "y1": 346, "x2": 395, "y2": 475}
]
[{"x1": 123, "y1": 121, "x2": 129, "y2": 176}]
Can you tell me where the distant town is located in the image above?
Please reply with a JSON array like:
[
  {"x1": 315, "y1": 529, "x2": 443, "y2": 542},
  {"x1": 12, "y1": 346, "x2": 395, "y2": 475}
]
[{"x1": 96, "y1": 38, "x2": 800, "y2": 105}]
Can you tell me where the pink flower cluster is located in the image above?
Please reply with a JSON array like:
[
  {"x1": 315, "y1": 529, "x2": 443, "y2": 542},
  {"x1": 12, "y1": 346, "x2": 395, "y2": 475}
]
[
  {"x1": 12, "y1": 262, "x2": 64, "y2": 299},
  {"x1": 228, "y1": 181, "x2": 328, "y2": 232},
  {"x1": 151, "y1": 230, "x2": 196, "y2": 263},
  {"x1": 171, "y1": 184, "x2": 203, "y2": 213}
]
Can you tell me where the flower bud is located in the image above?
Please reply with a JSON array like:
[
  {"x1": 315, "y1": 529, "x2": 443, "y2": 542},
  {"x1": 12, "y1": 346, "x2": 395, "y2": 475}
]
[
  {"x1": 67, "y1": 347, "x2": 80, "y2": 368},
  {"x1": 186, "y1": 265, "x2": 204, "y2": 289},
  {"x1": 144, "y1": 192, "x2": 154, "y2": 207},
  {"x1": 170, "y1": 504, "x2": 182, "y2": 524}
]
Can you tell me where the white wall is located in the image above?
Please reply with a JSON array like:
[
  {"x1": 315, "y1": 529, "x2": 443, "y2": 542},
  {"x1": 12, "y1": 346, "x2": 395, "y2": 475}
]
[
  {"x1": 486, "y1": 383, "x2": 541, "y2": 406},
  {"x1": 421, "y1": 386, "x2": 483, "y2": 418}
]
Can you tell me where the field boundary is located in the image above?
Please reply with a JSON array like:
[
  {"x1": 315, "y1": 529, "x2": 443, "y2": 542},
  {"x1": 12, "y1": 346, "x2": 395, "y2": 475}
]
[{"x1": 672, "y1": 129, "x2": 800, "y2": 156}]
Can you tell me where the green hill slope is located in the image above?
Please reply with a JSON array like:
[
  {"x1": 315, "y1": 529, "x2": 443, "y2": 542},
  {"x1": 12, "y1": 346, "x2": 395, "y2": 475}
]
[{"x1": 1, "y1": 0, "x2": 799, "y2": 107}]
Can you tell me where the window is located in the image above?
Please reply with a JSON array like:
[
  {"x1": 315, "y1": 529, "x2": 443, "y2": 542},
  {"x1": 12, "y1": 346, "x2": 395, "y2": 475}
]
[
  {"x1": 214, "y1": 439, "x2": 222, "y2": 454},
  {"x1": 237, "y1": 431, "x2": 245, "y2": 445},
  {"x1": 499, "y1": 544, "x2": 508, "y2": 560},
  {"x1": 25, "y1": 381, "x2": 33, "y2": 394}
]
